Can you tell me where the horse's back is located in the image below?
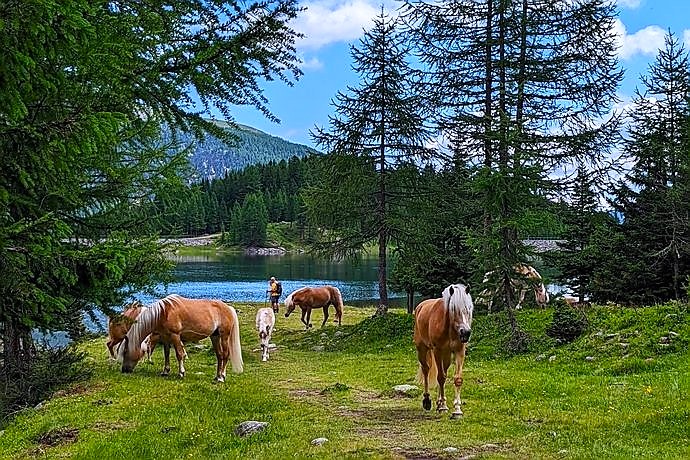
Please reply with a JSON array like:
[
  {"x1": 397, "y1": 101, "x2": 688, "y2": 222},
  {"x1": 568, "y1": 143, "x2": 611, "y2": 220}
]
[
  {"x1": 107, "y1": 305, "x2": 142, "y2": 338},
  {"x1": 256, "y1": 307, "x2": 275, "y2": 330},
  {"x1": 161, "y1": 296, "x2": 235, "y2": 340}
]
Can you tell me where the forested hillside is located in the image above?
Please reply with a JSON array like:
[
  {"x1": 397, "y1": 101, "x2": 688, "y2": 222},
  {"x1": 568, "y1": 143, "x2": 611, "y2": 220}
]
[{"x1": 182, "y1": 120, "x2": 319, "y2": 181}]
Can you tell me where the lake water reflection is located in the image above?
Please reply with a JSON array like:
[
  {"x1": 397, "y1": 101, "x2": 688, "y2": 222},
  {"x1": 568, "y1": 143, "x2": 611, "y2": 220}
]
[{"x1": 135, "y1": 250, "x2": 404, "y2": 306}]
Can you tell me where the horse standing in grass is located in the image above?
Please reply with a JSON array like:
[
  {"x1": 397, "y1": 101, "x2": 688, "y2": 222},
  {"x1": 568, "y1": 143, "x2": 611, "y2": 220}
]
[
  {"x1": 255, "y1": 307, "x2": 276, "y2": 362},
  {"x1": 106, "y1": 301, "x2": 158, "y2": 363},
  {"x1": 119, "y1": 294, "x2": 243, "y2": 382},
  {"x1": 284, "y1": 286, "x2": 343, "y2": 330},
  {"x1": 478, "y1": 264, "x2": 549, "y2": 313},
  {"x1": 414, "y1": 284, "x2": 474, "y2": 419}
]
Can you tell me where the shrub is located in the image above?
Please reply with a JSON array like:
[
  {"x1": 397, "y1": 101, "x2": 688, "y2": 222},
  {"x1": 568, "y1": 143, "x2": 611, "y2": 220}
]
[
  {"x1": 0, "y1": 345, "x2": 93, "y2": 425},
  {"x1": 546, "y1": 300, "x2": 588, "y2": 343}
]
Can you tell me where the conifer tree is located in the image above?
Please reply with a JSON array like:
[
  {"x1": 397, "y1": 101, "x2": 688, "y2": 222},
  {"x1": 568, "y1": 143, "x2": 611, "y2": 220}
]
[
  {"x1": 610, "y1": 31, "x2": 690, "y2": 301},
  {"x1": 306, "y1": 8, "x2": 433, "y2": 313},
  {"x1": 0, "y1": 0, "x2": 302, "y2": 410}
]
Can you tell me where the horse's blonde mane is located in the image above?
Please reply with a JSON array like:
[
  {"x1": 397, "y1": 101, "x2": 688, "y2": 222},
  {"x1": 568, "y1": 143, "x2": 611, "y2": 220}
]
[
  {"x1": 285, "y1": 287, "x2": 309, "y2": 306},
  {"x1": 442, "y1": 284, "x2": 473, "y2": 321},
  {"x1": 118, "y1": 295, "x2": 180, "y2": 360}
]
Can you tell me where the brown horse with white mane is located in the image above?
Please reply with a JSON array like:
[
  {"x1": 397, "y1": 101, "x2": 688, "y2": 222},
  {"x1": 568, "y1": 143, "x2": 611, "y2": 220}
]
[
  {"x1": 106, "y1": 301, "x2": 159, "y2": 362},
  {"x1": 119, "y1": 294, "x2": 243, "y2": 382},
  {"x1": 414, "y1": 284, "x2": 474, "y2": 419},
  {"x1": 284, "y1": 286, "x2": 343, "y2": 329}
]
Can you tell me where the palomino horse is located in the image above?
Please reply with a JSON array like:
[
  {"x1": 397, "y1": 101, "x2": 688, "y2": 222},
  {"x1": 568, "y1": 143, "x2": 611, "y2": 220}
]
[
  {"x1": 255, "y1": 307, "x2": 276, "y2": 362},
  {"x1": 284, "y1": 285, "x2": 343, "y2": 330},
  {"x1": 414, "y1": 284, "x2": 474, "y2": 419},
  {"x1": 106, "y1": 301, "x2": 159, "y2": 363},
  {"x1": 119, "y1": 294, "x2": 243, "y2": 382},
  {"x1": 478, "y1": 264, "x2": 549, "y2": 313}
]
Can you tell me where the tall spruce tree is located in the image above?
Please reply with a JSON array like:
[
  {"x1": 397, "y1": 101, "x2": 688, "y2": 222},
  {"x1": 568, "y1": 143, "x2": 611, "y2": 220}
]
[
  {"x1": 0, "y1": 0, "x2": 302, "y2": 411},
  {"x1": 610, "y1": 31, "x2": 690, "y2": 302},
  {"x1": 306, "y1": 9, "x2": 433, "y2": 313},
  {"x1": 546, "y1": 166, "x2": 602, "y2": 303},
  {"x1": 403, "y1": 0, "x2": 622, "y2": 338}
]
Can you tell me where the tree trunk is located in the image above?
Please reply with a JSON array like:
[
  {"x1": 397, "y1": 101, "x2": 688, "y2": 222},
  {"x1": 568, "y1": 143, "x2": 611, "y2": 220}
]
[
  {"x1": 1, "y1": 320, "x2": 34, "y2": 377},
  {"x1": 407, "y1": 289, "x2": 415, "y2": 314}
]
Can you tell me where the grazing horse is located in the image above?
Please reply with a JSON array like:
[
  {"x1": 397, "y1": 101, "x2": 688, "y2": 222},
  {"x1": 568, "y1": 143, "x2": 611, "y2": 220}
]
[
  {"x1": 478, "y1": 264, "x2": 549, "y2": 313},
  {"x1": 119, "y1": 294, "x2": 243, "y2": 382},
  {"x1": 414, "y1": 284, "x2": 474, "y2": 419},
  {"x1": 255, "y1": 307, "x2": 276, "y2": 362},
  {"x1": 284, "y1": 286, "x2": 343, "y2": 330},
  {"x1": 106, "y1": 301, "x2": 159, "y2": 363}
]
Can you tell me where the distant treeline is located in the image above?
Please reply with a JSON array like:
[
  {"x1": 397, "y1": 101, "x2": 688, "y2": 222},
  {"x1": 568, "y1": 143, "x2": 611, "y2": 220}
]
[
  {"x1": 141, "y1": 155, "x2": 317, "y2": 244},
  {"x1": 139, "y1": 153, "x2": 569, "y2": 247}
]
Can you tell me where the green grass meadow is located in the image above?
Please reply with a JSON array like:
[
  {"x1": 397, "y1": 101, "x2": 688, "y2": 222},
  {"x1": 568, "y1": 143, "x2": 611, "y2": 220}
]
[{"x1": 1, "y1": 303, "x2": 688, "y2": 459}]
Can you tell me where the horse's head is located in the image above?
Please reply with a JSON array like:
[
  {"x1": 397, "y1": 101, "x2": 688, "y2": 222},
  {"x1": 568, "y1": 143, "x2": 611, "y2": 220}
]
[
  {"x1": 443, "y1": 284, "x2": 474, "y2": 343},
  {"x1": 120, "y1": 335, "x2": 144, "y2": 373}
]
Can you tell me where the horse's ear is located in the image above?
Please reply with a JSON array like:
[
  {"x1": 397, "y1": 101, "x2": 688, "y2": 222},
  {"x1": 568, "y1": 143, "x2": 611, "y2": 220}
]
[
  {"x1": 448, "y1": 286, "x2": 454, "y2": 297},
  {"x1": 465, "y1": 283, "x2": 470, "y2": 295}
]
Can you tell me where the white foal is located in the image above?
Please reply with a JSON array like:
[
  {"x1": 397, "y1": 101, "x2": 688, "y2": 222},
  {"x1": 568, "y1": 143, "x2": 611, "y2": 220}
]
[{"x1": 256, "y1": 307, "x2": 275, "y2": 362}]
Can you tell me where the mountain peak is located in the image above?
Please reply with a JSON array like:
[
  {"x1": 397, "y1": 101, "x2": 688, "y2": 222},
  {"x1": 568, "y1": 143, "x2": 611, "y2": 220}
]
[{"x1": 186, "y1": 120, "x2": 319, "y2": 181}]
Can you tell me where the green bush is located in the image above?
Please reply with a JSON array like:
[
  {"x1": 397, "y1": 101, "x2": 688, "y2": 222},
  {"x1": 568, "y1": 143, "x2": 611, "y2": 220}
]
[
  {"x1": 546, "y1": 301, "x2": 588, "y2": 343},
  {"x1": 0, "y1": 345, "x2": 93, "y2": 425}
]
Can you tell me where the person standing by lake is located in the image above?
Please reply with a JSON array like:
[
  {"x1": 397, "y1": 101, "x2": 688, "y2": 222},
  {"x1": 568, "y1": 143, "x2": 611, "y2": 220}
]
[{"x1": 267, "y1": 276, "x2": 282, "y2": 313}]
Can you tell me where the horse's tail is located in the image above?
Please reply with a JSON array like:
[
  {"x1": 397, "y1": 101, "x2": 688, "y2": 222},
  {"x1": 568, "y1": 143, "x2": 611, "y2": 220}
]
[
  {"x1": 331, "y1": 286, "x2": 344, "y2": 324},
  {"x1": 227, "y1": 305, "x2": 244, "y2": 373},
  {"x1": 416, "y1": 350, "x2": 438, "y2": 388}
]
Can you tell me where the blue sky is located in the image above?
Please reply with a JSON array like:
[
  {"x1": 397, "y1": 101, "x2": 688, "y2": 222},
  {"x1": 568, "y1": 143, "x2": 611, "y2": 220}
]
[{"x1": 226, "y1": 0, "x2": 690, "y2": 149}]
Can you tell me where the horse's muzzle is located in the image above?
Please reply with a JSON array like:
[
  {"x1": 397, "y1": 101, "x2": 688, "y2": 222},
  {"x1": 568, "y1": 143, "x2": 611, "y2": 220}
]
[
  {"x1": 458, "y1": 327, "x2": 472, "y2": 343},
  {"x1": 121, "y1": 366, "x2": 133, "y2": 374}
]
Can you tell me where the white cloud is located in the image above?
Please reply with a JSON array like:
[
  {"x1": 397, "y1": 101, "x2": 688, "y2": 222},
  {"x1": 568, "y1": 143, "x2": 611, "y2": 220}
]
[
  {"x1": 292, "y1": 0, "x2": 379, "y2": 50},
  {"x1": 300, "y1": 56, "x2": 324, "y2": 70},
  {"x1": 684, "y1": 29, "x2": 690, "y2": 48},
  {"x1": 613, "y1": 19, "x2": 665, "y2": 60},
  {"x1": 616, "y1": 0, "x2": 642, "y2": 9},
  {"x1": 292, "y1": 0, "x2": 398, "y2": 51}
]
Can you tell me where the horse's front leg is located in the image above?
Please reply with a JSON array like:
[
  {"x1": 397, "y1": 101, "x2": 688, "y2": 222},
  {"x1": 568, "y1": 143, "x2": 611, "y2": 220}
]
[
  {"x1": 321, "y1": 305, "x2": 329, "y2": 327},
  {"x1": 434, "y1": 349, "x2": 450, "y2": 413},
  {"x1": 416, "y1": 346, "x2": 432, "y2": 411},
  {"x1": 170, "y1": 334, "x2": 186, "y2": 378},
  {"x1": 161, "y1": 343, "x2": 171, "y2": 376},
  {"x1": 451, "y1": 344, "x2": 467, "y2": 420},
  {"x1": 264, "y1": 332, "x2": 272, "y2": 361},
  {"x1": 106, "y1": 339, "x2": 118, "y2": 360},
  {"x1": 300, "y1": 308, "x2": 309, "y2": 330}
]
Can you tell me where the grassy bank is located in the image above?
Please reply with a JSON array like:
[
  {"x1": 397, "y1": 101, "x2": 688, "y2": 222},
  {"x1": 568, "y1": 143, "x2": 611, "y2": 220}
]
[{"x1": 1, "y1": 303, "x2": 689, "y2": 459}]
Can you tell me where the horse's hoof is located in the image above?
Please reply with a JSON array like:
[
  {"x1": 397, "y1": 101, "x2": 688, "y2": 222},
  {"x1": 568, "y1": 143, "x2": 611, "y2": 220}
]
[
  {"x1": 178, "y1": 372, "x2": 185, "y2": 379},
  {"x1": 262, "y1": 357, "x2": 267, "y2": 362},
  {"x1": 450, "y1": 412, "x2": 463, "y2": 420},
  {"x1": 160, "y1": 371, "x2": 170, "y2": 377},
  {"x1": 437, "y1": 407, "x2": 449, "y2": 413},
  {"x1": 215, "y1": 376, "x2": 225, "y2": 383},
  {"x1": 422, "y1": 397, "x2": 432, "y2": 411}
]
